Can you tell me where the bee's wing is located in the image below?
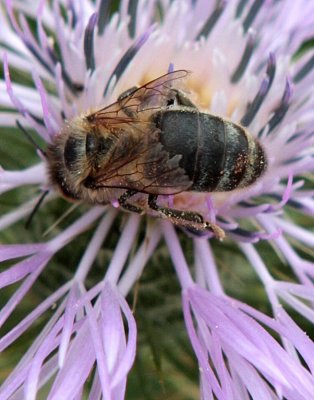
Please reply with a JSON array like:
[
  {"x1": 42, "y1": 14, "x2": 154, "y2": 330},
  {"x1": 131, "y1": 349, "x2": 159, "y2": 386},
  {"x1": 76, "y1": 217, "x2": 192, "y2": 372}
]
[
  {"x1": 87, "y1": 70, "x2": 189, "y2": 124},
  {"x1": 84, "y1": 127, "x2": 192, "y2": 195},
  {"x1": 84, "y1": 70, "x2": 192, "y2": 195}
]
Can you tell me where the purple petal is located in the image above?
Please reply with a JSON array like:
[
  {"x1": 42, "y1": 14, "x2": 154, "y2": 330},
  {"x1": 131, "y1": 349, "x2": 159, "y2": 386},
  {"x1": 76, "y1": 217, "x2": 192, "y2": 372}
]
[
  {"x1": 0, "y1": 252, "x2": 51, "y2": 289},
  {"x1": 110, "y1": 288, "x2": 137, "y2": 389},
  {"x1": 0, "y1": 244, "x2": 44, "y2": 262},
  {"x1": 0, "y1": 282, "x2": 71, "y2": 352},
  {"x1": 0, "y1": 252, "x2": 52, "y2": 328},
  {"x1": 58, "y1": 283, "x2": 81, "y2": 367},
  {"x1": 185, "y1": 286, "x2": 314, "y2": 399},
  {"x1": 84, "y1": 293, "x2": 111, "y2": 399},
  {"x1": 48, "y1": 323, "x2": 96, "y2": 400}
]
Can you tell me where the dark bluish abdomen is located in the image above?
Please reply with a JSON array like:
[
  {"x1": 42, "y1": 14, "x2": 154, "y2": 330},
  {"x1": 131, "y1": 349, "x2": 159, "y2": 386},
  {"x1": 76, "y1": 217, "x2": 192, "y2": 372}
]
[{"x1": 153, "y1": 109, "x2": 265, "y2": 192}]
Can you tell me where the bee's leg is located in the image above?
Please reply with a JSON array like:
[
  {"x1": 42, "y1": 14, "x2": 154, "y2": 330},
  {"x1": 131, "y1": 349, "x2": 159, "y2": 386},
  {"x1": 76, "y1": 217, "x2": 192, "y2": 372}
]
[
  {"x1": 118, "y1": 189, "x2": 144, "y2": 214},
  {"x1": 148, "y1": 194, "x2": 208, "y2": 230},
  {"x1": 118, "y1": 87, "x2": 138, "y2": 102},
  {"x1": 117, "y1": 87, "x2": 138, "y2": 118},
  {"x1": 148, "y1": 194, "x2": 225, "y2": 240},
  {"x1": 170, "y1": 89, "x2": 198, "y2": 109}
]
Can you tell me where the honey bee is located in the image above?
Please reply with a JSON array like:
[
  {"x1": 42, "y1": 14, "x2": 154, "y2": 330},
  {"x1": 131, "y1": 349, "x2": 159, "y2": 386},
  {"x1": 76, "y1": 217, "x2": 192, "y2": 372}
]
[{"x1": 47, "y1": 70, "x2": 267, "y2": 239}]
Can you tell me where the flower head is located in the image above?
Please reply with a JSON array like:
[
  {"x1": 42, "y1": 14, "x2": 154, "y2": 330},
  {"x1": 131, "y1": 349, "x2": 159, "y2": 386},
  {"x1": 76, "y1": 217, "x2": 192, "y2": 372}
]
[{"x1": 1, "y1": 0, "x2": 314, "y2": 399}]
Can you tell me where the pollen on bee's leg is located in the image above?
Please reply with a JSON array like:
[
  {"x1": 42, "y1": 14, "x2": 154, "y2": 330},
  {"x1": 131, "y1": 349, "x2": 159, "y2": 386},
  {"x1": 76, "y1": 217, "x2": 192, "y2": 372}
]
[
  {"x1": 204, "y1": 222, "x2": 226, "y2": 241},
  {"x1": 187, "y1": 213, "x2": 225, "y2": 240},
  {"x1": 111, "y1": 200, "x2": 120, "y2": 208}
]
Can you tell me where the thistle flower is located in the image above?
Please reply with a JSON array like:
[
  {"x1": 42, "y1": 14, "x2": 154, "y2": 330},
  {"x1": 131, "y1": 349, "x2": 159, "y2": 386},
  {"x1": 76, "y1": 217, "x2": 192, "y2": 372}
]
[{"x1": 1, "y1": 0, "x2": 314, "y2": 399}]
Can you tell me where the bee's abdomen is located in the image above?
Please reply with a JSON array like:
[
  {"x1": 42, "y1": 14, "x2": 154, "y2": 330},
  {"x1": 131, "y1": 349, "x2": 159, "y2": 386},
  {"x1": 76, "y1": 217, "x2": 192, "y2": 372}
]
[
  {"x1": 154, "y1": 110, "x2": 266, "y2": 192},
  {"x1": 205, "y1": 116, "x2": 267, "y2": 191}
]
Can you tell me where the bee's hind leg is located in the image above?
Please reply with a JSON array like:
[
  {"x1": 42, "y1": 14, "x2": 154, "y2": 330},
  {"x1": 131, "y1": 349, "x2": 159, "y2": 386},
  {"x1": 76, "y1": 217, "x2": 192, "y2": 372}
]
[
  {"x1": 148, "y1": 194, "x2": 225, "y2": 240},
  {"x1": 118, "y1": 190, "x2": 144, "y2": 214},
  {"x1": 170, "y1": 89, "x2": 198, "y2": 109}
]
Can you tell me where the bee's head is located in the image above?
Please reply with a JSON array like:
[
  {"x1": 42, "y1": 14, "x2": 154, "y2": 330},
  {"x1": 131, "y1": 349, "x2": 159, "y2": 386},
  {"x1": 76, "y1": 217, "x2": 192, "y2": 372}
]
[
  {"x1": 61, "y1": 117, "x2": 114, "y2": 173},
  {"x1": 46, "y1": 118, "x2": 89, "y2": 200},
  {"x1": 46, "y1": 115, "x2": 116, "y2": 201}
]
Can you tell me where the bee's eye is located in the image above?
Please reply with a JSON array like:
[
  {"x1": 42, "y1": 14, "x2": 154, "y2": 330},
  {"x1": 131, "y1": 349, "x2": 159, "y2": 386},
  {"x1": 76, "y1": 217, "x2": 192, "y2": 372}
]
[{"x1": 64, "y1": 135, "x2": 84, "y2": 171}]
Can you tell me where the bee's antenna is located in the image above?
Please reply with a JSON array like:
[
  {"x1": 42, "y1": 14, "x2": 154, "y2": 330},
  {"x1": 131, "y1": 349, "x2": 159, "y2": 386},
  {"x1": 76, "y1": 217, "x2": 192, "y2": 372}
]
[
  {"x1": 25, "y1": 190, "x2": 49, "y2": 229},
  {"x1": 16, "y1": 120, "x2": 47, "y2": 157}
]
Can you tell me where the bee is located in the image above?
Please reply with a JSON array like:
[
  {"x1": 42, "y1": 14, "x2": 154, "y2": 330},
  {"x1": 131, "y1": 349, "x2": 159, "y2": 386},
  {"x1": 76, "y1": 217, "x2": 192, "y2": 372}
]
[{"x1": 47, "y1": 70, "x2": 267, "y2": 239}]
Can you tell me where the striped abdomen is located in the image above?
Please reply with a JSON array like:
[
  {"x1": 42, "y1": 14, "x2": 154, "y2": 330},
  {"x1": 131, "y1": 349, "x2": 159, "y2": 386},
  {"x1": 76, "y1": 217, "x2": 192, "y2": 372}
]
[{"x1": 153, "y1": 109, "x2": 267, "y2": 192}]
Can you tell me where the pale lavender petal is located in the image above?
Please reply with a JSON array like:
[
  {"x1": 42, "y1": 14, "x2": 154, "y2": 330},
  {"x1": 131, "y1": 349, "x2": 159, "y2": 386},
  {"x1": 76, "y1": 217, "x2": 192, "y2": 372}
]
[
  {"x1": 48, "y1": 323, "x2": 96, "y2": 400},
  {"x1": 0, "y1": 163, "x2": 45, "y2": 184},
  {"x1": 118, "y1": 222, "x2": 162, "y2": 295},
  {"x1": 74, "y1": 210, "x2": 117, "y2": 282},
  {"x1": 0, "y1": 253, "x2": 52, "y2": 327},
  {"x1": 25, "y1": 319, "x2": 64, "y2": 400},
  {"x1": 0, "y1": 282, "x2": 71, "y2": 352},
  {"x1": 109, "y1": 288, "x2": 137, "y2": 390},
  {"x1": 182, "y1": 292, "x2": 224, "y2": 400},
  {"x1": 84, "y1": 293, "x2": 111, "y2": 399},
  {"x1": 88, "y1": 371, "x2": 102, "y2": 400},
  {"x1": 0, "y1": 252, "x2": 51, "y2": 289},
  {"x1": 235, "y1": 301, "x2": 314, "y2": 375},
  {"x1": 3, "y1": 52, "x2": 51, "y2": 141},
  {"x1": 100, "y1": 284, "x2": 126, "y2": 375},
  {"x1": 193, "y1": 239, "x2": 224, "y2": 294},
  {"x1": 227, "y1": 354, "x2": 278, "y2": 400},
  {"x1": 31, "y1": 71, "x2": 60, "y2": 136},
  {"x1": 104, "y1": 213, "x2": 140, "y2": 284},
  {"x1": 58, "y1": 283, "x2": 81, "y2": 367},
  {"x1": 0, "y1": 244, "x2": 44, "y2": 262},
  {"x1": 184, "y1": 286, "x2": 314, "y2": 399}
]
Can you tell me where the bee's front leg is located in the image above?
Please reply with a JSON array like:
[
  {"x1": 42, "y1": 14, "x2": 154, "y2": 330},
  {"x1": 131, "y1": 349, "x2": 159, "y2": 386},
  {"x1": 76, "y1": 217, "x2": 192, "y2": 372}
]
[{"x1": 117, "y1": 87, "x2": 138, "y2": 118}]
